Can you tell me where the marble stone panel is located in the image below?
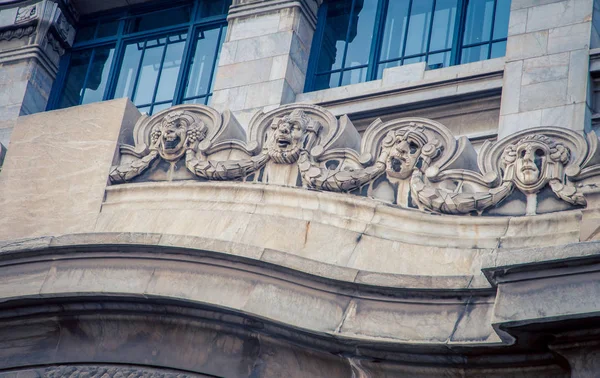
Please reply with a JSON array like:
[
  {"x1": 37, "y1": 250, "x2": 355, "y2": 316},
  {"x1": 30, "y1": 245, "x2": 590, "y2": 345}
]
[
  {"x1": 213, "y1": 57, "x2": 273, "y2": 90},
  {"x1": 548, "y1": 22, "x2": 593, "y2": 54},
  {"x1": 506, "y1": 30, "x2": 548, "y2": 61},
  {"x1": 525, "y1": 0, "x2": 592, "y2": 33},
  {"x1": 229, "y1": 13, "x2": 281, "y2": 41},
  {"x1": 521, "y1": 53, "x2": 569, "y2": 86},
  {"x1": 519, "y1": 79, "x2": 568, "y2": 112},
  {"x1": 234, "y1": 31, "x2": 293, "y2": 63},
  {"x1": 0, "y1": 99, "x2": 140, "y2": 241}
]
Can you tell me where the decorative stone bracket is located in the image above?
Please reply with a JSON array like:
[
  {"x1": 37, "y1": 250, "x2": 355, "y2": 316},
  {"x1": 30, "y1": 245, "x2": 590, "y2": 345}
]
[{"x1": 110, "y1": 104, "x2": 600, "y2": 217}]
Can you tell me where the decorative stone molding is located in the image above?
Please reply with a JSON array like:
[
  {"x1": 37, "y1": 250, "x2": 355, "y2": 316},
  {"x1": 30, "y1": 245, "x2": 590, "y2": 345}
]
[
  {"x1": 42, "y1": 365, "x2": 203, "y2": 377},
  {"x1": 228, "y1": 0, "x2": 322, "y2": 28},
  {"x1": 110, "y1": 104, "x2": 600, "y2": 216}
]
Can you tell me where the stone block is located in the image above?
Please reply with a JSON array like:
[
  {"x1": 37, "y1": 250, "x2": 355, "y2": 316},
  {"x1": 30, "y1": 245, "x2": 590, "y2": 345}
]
[
  {"x1": 519, "y1": 79, "x2": 568, "y2": 112},
  {"x1": 212, "y1": 57, "x2": 273, "y2": 90},
  {"x1": 243, "y1": 79, "x2": 288, "y2": 108},
  {"x1": 521, "y1": 53, "x2": 569, "y2": 86},
  {"x1": 234, "y1": 31, "x2": 293, "y2": 63},
  {"x1": 508, "y1": 8, "x2": 528, "y2": 36},
  {"x1": 526, "y1": 0, "x2": 592, "y2": 33},
  {"x1": 506, "y1": 30, "x2": 548, "y2": 61},
  {"x1": 381, "y1": 62, "x2": 426, "y2": 87},
  {"x1": 567, "y1": 49, "x2": 590, "y2": 104},
  {"x1": 511, "y1": 0, "x2": 564, "y2": 10},
  {"x1": 229, "y1": 13, "x2": 281, "y2": 41},
  {"x1": 498, "y1": 110, "x2": 543, "y2": 138},
  {"x1": 0, "y1": 99, "x2": 140, "y2": 241},
  {"x1": 500, "y1": 60, "x2": 523, "y2": 116},
  {"x1": 217, "y1": 41, "x2": 238, "y2": 67},
  {"x1": 548, "y1": 22, "x2": 592, "y2": 54}
]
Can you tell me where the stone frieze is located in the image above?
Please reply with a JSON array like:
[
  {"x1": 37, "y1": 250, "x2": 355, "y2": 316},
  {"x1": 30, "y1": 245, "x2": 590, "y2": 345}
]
[{"x1": 110, "y1": 104, "x2": 600, "y2": 216}]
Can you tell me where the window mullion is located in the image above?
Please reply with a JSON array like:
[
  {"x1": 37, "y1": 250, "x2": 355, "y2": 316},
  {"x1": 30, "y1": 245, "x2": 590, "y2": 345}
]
[
  {"x1": 78, "y1": 48, "x2": 97, "y2": 105},
  {"x1": 487, "y1": 0, "x2": 499, "y2": 59},
  {"x1": 424, "y1": 0, "x2": 437, "y2": 65},
  {"x1": 149, "y1": 37, "x2": 171, "y2": 112},
  {"x1": 104, "y1": 19, "x2": 126, "y2": 101},
  {"x1": 203, "y1": 25, "x2": 226, "y2": 104},
  {"x1": 339, "y1": 0, "x2": 357, "y2": 86},
  {"x1": 304, "y1": 2, "x2": 328, "y2": 92},
  {"x1": 129, "y1": 40, "x2": 149, "y2": 106},
  {"x1": 450, "y1": 0, "x2": 467, "y2": 66},
  {"x1": 47, "y1": 53, "x2": 72, "y2": 110},
  {"x1": 367, "y1": 0, "x2": 388, "y2": 81},
  {"x1": 173, "y1": 24, "x2": 197, "y2": 106},
  {"x1": 398, "y1": 0, "x2": 414, "y2": 66}
]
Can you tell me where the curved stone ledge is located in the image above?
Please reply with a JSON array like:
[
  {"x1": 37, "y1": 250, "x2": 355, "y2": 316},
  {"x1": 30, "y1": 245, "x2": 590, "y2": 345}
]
[
  {"x1": 97, "y1": 181, "x2": 582, "y2": 278},
  {"x1": 0, "y1": 233, "x2": 500, "y2": 348}
]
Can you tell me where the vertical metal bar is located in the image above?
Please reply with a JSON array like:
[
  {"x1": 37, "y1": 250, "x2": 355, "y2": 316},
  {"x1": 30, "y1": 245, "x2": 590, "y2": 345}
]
[
  {"x1": 304, "y1": 2, "x2": 328, "y2": 92},
  {"x1": 399, "y1": 0, "x2": 414, "y2": 65},
  {"x1": 339, "y1": 0, "x2": 357, "y2": 87},
  {"x1": 47, "y1": 52, "x2": 72, "y2": 110},
  {"x1": 204, "y1": 24, "x2": 225, "y2": 100},
  {"x1": 487, "y1": 0, "x2": 498, "y2": 59},
  {"x1": 149, "y1": 36, "x2": 170, "y2": 109},
  {"x1": 424, "y1": 0, "x2": 437, "y2": 64},
  {"x1": 104, "y1": 18, "x2": 126, "y2": 100},
  {"x1": 450, "y1": 0, "x2": 466, "y2": 66},
  {"x1": 172, "y1": 11, "x2": 198, "y2": 105},
  {"x1": 129, "y1": 40, "x2": 148, "y2": 105},
  {"x1": 78, "y1": 48, "x2": 97, "y2": 105},
  {"x1": 367, "y1": 0, "x2": 388, "y2": 81}
]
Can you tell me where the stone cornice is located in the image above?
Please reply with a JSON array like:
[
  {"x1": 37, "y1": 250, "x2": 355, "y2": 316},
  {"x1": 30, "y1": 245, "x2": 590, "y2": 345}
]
[{"x1": 228, "y1": 0, "x2": 321, "y2": 29}]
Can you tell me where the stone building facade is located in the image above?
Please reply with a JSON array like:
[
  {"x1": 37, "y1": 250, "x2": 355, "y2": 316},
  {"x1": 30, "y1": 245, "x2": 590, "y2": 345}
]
[{"x1": 1, "y1": 0, "x2": 600, "y2": 376}]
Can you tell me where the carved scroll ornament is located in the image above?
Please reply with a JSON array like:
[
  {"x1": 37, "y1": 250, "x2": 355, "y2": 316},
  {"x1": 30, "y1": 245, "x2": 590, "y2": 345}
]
[{"x1": 110, "y1": 104, "x2": 600, "y2": 216}]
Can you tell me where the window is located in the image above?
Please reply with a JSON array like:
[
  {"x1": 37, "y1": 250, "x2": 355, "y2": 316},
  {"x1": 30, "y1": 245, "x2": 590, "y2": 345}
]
[
  {"x1": 306, "y1": 0, "x2": 511, "y2": 91},
  {"x1": 50, "y1": 0, "x2": 230, "y2": 114}
]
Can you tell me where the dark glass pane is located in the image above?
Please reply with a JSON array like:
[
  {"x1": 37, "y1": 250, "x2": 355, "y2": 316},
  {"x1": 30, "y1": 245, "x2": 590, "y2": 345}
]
[
  {"x1": 404, "y1": 55, "x2": 425, "y2": 65},
  {"x1": 344, "y1": 0, "x2": 378, "y2": 68},
  {"x1": 461, "y1": 44, "x2": 489, "y2": 63},
  {"x1": 96, "y1": 20, "x2": 119, "y2": 38},
  {"x1": 199, "y1": 0, "x2": 231, "y2": 18},
  {"x1": 377, "y1": 59, "x2": 401, "y2": 79},
  {"x1": 493, "y1": 0, "x2": 511, "y2": 40},
  {"x1": 429, "y1": 0, "x2": 457, "y2": 51},
  {"x1": 316, "y1": 0, "x2": 353, "y2": 72},
  {"x1": 404, "y1": 0, "x2": 434, "y2": 56},
  {"x1": 81, "y1": 46, "x2": 115, "y2": 104},
  {"x1": 75, "y1": 24, "x2": 96, "y2": 43},
  {"x1": 427, "y1": 51, "x2": 451, "y2": 69},
  {"x1": 490, "y1": 41, "x2": 507, "y2": 58},
  {"x1": 185, "y1": 27, "x2": 220, "y2": 98},
  {"x1": 114, "y1": 42, "x2": 144, "y2": 99},
  {"x1": 379, "y1": 0, "x2": 410, "y2": 62},
  {"x1": 133, "y1": 38, "x2": 167, "y2": 105},
  {"x1": 340, "y1": 66, "x2": 368, "y2": 86},
  {"x1": 151, "y1": 102, "x2": 172, "y2": 114},
  {"x1": 59, "y1": 50, "x2": 92, "y2": 108},
  {"x1": 314, "y1": 71, "x2": 341, "y2": 90},
  {"x1": 463, "y1": 0, "x2": 495, "y2": 45},
  {"x1": 155, "y1": 33, "x2": 187, "y2": 102},
  {"x1": 127, "y1": 5, "x2": 192, "y2": 33}
]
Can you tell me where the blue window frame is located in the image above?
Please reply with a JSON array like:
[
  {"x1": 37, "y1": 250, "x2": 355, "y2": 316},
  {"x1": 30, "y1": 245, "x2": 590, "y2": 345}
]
[
  {"x1": 49, "y1": 0, "x2": 230, "y2": 114},
  {"x1": 306, "y1": 0, "x2": 511, "y2": 91}
]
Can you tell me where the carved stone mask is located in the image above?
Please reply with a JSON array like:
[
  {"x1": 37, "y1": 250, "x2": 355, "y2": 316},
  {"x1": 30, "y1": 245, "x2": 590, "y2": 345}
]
[
  {"x1": 267, "y1": 110, "x2": 309, "y2": 164},
  {"x1": 382, "y1": 127, "x2": 439, "y2": 180},
  {"x1": 515, "y1": 142, "x2": 545, "y2": 185},
  {"x1": 151, "y1": 111, "x2": 206, "y2": 162},
  {"x1": 502, "y1": 134, "x2": 570, "y2": 192}
]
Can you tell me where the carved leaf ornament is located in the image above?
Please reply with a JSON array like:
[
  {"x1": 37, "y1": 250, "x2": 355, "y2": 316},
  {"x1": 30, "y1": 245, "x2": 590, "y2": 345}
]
[{"x1": 110, "y1": 104, "x2": 600, "y2": 216}]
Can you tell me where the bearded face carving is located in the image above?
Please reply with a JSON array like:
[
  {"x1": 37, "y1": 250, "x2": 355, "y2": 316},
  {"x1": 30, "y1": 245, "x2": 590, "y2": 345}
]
[
  {"x1": 267, "y1": 109, "x2": 310, "y2": 164},
  {"x1": 501, "y1": 135, "x2": 570, "y2": 193},
  {"x1": 151, "y1": 111, "x2": 206, "y2": 162},
  {"x1": 381, "y1": 126, "x2": 441, "y2": 180}
]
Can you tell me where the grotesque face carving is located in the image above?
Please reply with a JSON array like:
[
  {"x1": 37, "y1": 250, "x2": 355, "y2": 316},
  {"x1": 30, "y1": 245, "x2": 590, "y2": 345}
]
[
  {"x1": 502, "y1": 134, "x2": 570, "y2": 192},
  {"x1": 382, "y1": 126, "x2": 440, "y2": 179},
  {"x1": 267, "y1": 110, "x2": 310, "y2": 164},
  {"x1": 150, "y1": 111, "x2": 206, "y2": 162}
]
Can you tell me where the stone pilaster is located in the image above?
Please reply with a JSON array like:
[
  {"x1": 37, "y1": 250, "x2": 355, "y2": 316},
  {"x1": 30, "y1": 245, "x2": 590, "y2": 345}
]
[
  {"x1": 0, "y1": 0, "x2": 75, "y2": 147},
  {"x1": 211, "y1": 0, "x2": 321, "y2": 126},
  {"x1": 498, "y1": 0, "x2": 594, "y2": 138}
]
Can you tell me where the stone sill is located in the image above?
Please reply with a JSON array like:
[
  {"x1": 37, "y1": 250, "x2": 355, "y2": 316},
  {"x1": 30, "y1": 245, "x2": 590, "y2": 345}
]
[{"x1": 296, "y1": 57, "x2": 506, "y2": 117}]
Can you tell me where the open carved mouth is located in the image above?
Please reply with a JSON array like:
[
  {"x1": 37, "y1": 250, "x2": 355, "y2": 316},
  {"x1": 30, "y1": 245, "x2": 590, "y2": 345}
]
[
  {"x1": 163, "y1": 135, "x2": 181, "y2": 150},
  {"x1": 277, "y1": 137, "x2": 291, "y2": 149},
  {"x1": 390, "y1": 157, "x2": 404, "y2": 173}
]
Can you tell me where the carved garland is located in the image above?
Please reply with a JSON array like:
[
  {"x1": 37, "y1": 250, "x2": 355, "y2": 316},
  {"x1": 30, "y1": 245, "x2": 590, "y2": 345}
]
[{"x1": 110, "y1": 104, "x2": 600, "y2": 216}]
